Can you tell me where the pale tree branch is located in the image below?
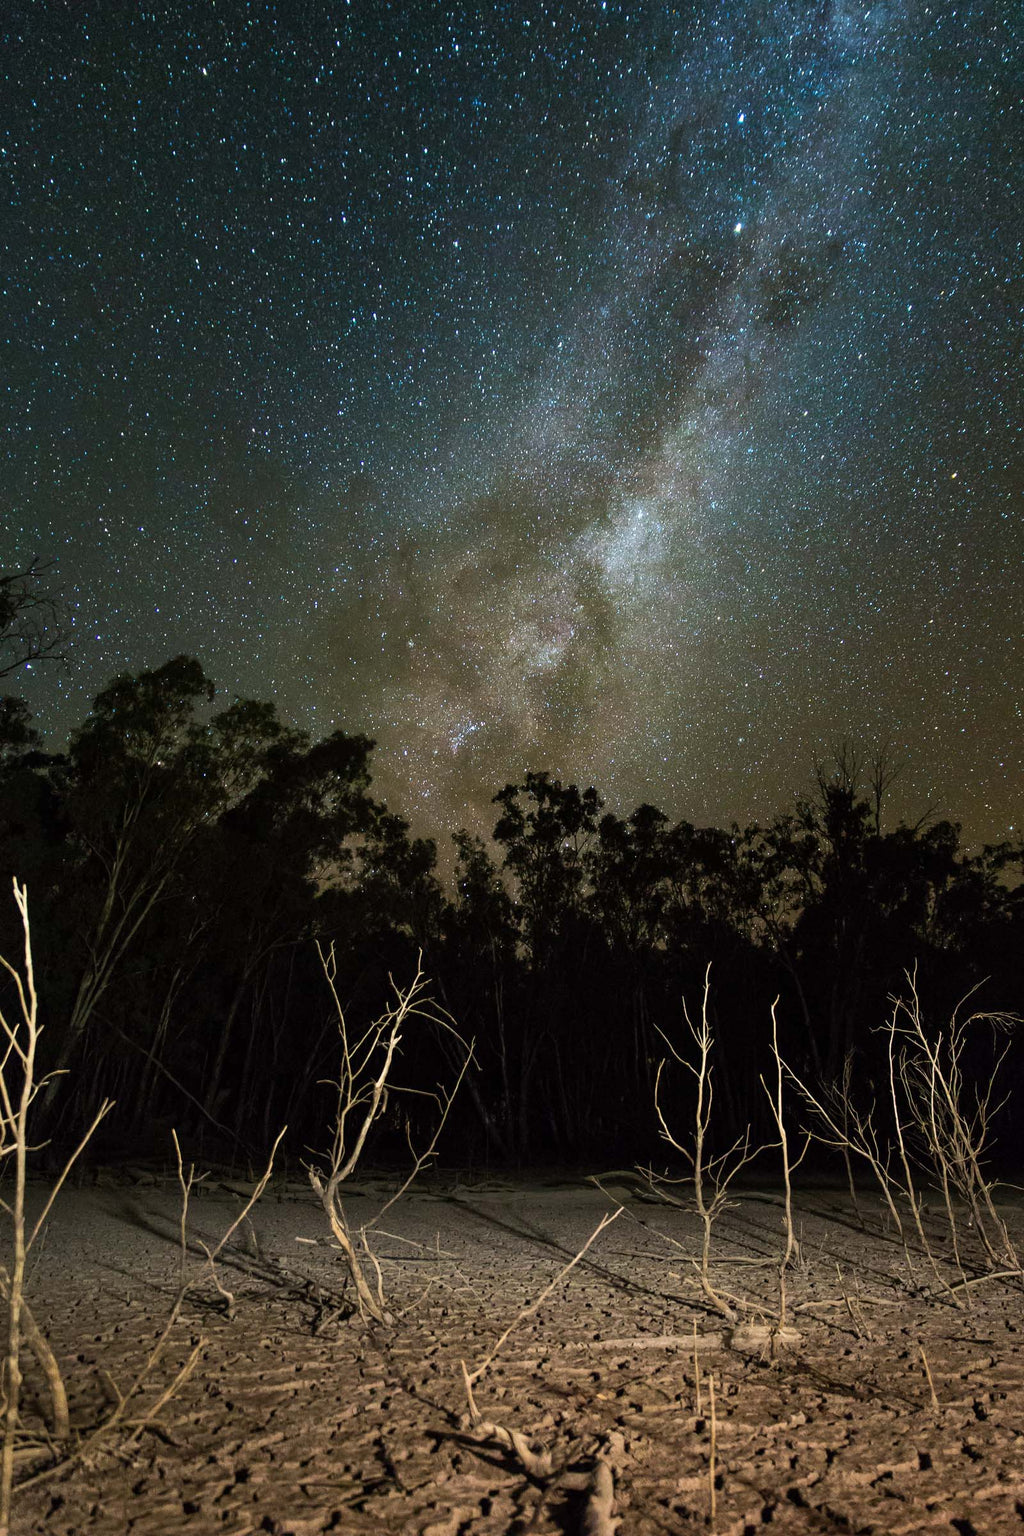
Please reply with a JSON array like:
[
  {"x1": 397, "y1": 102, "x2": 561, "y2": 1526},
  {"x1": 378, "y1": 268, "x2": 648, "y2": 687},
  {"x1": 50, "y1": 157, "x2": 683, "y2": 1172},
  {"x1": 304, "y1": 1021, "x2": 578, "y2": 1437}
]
[{"x1": 306, "y1": 947, "x2": 473, "y2": 1325}]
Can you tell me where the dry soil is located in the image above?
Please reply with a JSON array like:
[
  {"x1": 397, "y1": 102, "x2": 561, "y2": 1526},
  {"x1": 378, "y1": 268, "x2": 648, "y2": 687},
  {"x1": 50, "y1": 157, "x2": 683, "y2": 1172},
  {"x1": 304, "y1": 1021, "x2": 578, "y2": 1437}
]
[{"x1": 7, "y1": 1170, "x2": 1024, "y2": 1534}]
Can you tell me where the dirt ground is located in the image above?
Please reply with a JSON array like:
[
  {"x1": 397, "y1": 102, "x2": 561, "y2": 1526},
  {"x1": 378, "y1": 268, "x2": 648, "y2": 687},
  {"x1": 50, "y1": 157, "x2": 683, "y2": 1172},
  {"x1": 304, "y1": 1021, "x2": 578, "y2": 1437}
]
[{"x1": 7, "y1": 1169, "x2": 1024, "y2": 1534}]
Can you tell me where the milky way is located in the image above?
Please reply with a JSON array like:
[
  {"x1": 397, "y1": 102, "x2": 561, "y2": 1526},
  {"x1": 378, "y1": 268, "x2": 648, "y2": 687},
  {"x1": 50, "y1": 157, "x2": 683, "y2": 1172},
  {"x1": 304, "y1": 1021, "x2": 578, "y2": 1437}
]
[{"x1": 4, "y1": 2, "x2": 1022, "y2": 847}]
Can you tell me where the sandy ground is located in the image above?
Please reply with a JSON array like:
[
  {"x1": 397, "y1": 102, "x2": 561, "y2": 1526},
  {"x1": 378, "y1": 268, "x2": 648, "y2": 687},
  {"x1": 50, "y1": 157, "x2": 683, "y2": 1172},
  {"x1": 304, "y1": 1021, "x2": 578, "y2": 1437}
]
[{"x1": 6, "y1": 1169, "x2": 1024, "y2": 1534}]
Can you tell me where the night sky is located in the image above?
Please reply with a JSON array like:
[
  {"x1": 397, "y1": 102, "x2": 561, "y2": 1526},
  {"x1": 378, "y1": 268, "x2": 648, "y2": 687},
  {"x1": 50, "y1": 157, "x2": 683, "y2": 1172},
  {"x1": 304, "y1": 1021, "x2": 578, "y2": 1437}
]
[{"x1": 4, "y1": 1, "x2": 1022, "y2": 849}]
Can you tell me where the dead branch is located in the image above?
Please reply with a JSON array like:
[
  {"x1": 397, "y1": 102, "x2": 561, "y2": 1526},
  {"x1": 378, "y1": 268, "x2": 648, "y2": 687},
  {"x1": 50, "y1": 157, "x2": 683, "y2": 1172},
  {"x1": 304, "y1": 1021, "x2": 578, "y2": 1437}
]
[
  {"x1": 649, "y1": 966, "x2": 763, "y2": 1321},
  {"x1": 307, "y1": 947, "x2": 474, "y2": 1324},
  {"x1": 0, "y1": 880, "x2": 111, "y2": 1535},
  {"x1": 464, "y1": 1208, "x2": 621, "y2": 1387}
]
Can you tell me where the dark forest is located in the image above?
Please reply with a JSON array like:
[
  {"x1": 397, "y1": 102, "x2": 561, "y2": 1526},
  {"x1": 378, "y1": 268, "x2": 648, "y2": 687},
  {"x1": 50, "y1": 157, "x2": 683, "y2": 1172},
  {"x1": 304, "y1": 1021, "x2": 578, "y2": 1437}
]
[{"x1": 2, "y1": 575, "x2": 1021, "y2": 1176}]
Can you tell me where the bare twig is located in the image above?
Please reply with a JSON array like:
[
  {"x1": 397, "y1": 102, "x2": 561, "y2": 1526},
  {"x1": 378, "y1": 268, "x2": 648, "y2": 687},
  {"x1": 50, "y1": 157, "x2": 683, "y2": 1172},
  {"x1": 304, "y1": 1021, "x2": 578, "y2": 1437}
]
[
  {"x1": 0, "y1": 880, "x2": 111, "y2": 1534},
  {"x1": 648, "y1": 966, "x2": 763, "y2": 1322},
  {"x1": 458, "y1": 1213, "x2": 621, "y2": 1496},
  {"x1": 761, "y1": 997, "x2": 810, "y2": 1334},
  {"x1": 307, "y1": 948, "x2": 473, "y2": 1324},
  {"x1": 892, "y1": 973, "x2": 1020, "y2": 1279},
  {"x1": 919, "y1": 1343, "x2": 939, "y2": 1412},
  {"x1": 22, "y1": 1128, "x2": 286, "y2": 1496},
  {"x1": 465, "y1": 1208, "x2": 621, "y2": 1386},
  {"x1": 708, "y1": 1369, "x2": 718, "y2": 1527}
]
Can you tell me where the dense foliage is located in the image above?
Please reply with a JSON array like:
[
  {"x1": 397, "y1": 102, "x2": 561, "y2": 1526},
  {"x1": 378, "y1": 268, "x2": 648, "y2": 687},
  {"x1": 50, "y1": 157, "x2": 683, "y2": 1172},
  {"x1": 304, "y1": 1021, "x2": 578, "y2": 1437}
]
[{"x1": 0, "y1": 651, "x2": 1021, "y2": 1168}]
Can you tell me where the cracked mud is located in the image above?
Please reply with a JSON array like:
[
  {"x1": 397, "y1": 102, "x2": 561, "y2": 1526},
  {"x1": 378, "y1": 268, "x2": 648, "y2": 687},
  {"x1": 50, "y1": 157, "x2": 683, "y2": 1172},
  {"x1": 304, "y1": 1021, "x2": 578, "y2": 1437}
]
[{"x1": 9, "y1": 1176, "x2": 1024, "y2": 1534}]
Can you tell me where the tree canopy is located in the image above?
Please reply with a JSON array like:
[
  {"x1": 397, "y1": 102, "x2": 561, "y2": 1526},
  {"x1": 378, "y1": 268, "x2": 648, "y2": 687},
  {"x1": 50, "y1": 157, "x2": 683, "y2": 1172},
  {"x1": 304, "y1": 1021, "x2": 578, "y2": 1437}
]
[{"x1": 0, "y1": 650, "x2": 1019, "y2": 1168}]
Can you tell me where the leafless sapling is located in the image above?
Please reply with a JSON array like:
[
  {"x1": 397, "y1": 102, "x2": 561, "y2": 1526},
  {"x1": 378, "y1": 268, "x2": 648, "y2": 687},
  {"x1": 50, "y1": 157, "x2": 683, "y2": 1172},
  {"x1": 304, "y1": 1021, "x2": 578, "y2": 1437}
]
[{"x1": 307, "y1": 944, "x2": 473, "y2": 1324}]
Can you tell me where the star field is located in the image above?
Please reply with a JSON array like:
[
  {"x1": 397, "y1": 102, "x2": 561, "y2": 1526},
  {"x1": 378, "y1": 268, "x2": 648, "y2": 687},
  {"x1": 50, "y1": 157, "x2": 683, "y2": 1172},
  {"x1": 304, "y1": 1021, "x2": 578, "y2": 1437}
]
[{"x1": 3, "y1": 1, "x2": 1022, "y2": 846}]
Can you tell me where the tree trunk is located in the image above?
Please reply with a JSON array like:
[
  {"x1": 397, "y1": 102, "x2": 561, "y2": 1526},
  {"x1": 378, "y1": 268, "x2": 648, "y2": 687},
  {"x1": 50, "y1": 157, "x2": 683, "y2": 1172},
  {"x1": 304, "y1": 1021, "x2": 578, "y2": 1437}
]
[{"x1": 203, "y1": 980, "x2": 247, "y2": 1118}]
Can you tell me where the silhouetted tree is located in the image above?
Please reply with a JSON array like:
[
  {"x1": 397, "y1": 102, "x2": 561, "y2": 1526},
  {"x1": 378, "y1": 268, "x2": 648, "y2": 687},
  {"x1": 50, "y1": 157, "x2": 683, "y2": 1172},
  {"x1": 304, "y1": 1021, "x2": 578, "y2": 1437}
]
[
  {"x1": 1, "y1": 655, "x2": 1019, "y2": 1169},
  {"x1": 492, "y1": 771, "x2": 603, "y2": 962},
  {"x1": 491, "y1": 773, "x2": 615, "y2": 1155},
  {"x1": 436, "y1": 831, "x2": 522, "y2": 1161},
  {"x1": 40, "y1": 657, "x2": 221, "y2": 1114},
  {"x1": 0, "y1": 560, "x2": 65, "y2": 678},
  {"x1": 194, "y1": 716, "x2": 379, "y2": 1137}
]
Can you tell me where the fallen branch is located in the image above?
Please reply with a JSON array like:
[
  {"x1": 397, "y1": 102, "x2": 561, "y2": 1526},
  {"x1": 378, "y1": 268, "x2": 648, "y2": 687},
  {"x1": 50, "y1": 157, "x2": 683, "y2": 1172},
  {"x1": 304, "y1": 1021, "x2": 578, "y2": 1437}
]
[
  {"x1": 464, "y1": 1208, "x2": 622, "y2": 1388},
  {"x1": 583, "y1": 1452, "x2": 621, "y2": 1536}
]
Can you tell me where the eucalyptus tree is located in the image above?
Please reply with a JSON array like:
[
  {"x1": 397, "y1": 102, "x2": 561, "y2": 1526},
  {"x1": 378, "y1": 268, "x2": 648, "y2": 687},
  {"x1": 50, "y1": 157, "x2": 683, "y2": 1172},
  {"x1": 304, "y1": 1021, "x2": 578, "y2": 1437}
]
[
  {"x1": 492, "y1": 771, "x2": 603, "y2": 964},
  {"x1": 40, "y1": 659, "x2": 377, "y2": 1133},
  {"x1": 436, "y1": 831, "x2": 522, "y2": 1161},
  {"x1": 42, "y1": 656, "x2": 221, "y2": 1108},
  {"x1": 195, "y1": 718, "x2": 379, "y2": 1135},
  {"x1": 491, "y1": 772, "x2": 606, "y2": 1155}
]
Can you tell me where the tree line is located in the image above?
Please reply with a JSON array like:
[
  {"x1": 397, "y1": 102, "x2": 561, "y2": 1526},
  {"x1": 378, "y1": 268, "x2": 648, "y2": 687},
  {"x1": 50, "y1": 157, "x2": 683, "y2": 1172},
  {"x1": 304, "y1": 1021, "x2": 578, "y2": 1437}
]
[{"x1": 0, "y1": 584, "x2": 1021, "y2": 1169}]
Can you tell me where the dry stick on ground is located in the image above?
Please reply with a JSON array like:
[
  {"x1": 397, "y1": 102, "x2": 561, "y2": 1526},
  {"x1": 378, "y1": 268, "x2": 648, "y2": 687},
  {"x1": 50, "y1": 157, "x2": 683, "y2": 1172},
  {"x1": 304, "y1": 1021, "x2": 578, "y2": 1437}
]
[
  {"x1": 464, "y1": 1208, "x2": 622, "y2": 1396},
  {"x1": 105, "y1": 1125, "x2": 281, "y2": 1449},
  {"x1": 121, "y1": 1126, "x2": 285, "y2": 1427},
  {"x1": 0, "y1": 879, "x2": 113, "y2": 1536},
  {"x1": 693, "y1": 1318, "x2": 702, "y2": 1416},
  {"x1": 307, "y1": 944, "x2": 473, "y2": 1326},
  {"x1": 649, "y1": 965, "x2": 761, "y2": 1323},
  {"x1": 169, "y1": 1126, "x2": 287, "y2": 1319},
  {"x1": 18, "y1": 1124, "x2": 286, "y2": 1496},
  {"x1": 919, "y1": 1343, "x2": 940, "y2": 1412},
  {"x1": 460, "y1": 1209, "x2": 623, "y2": 1480},
  {"x1": 582, "y1": 1438, "x2": 624, "y2": 1536},
  {"x1": 835, "y1": 1263, "x2": 868, "y2": 1340},
  {"x1": 707, "y1": 1368, "x2": 718, "y2": 1528}
]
